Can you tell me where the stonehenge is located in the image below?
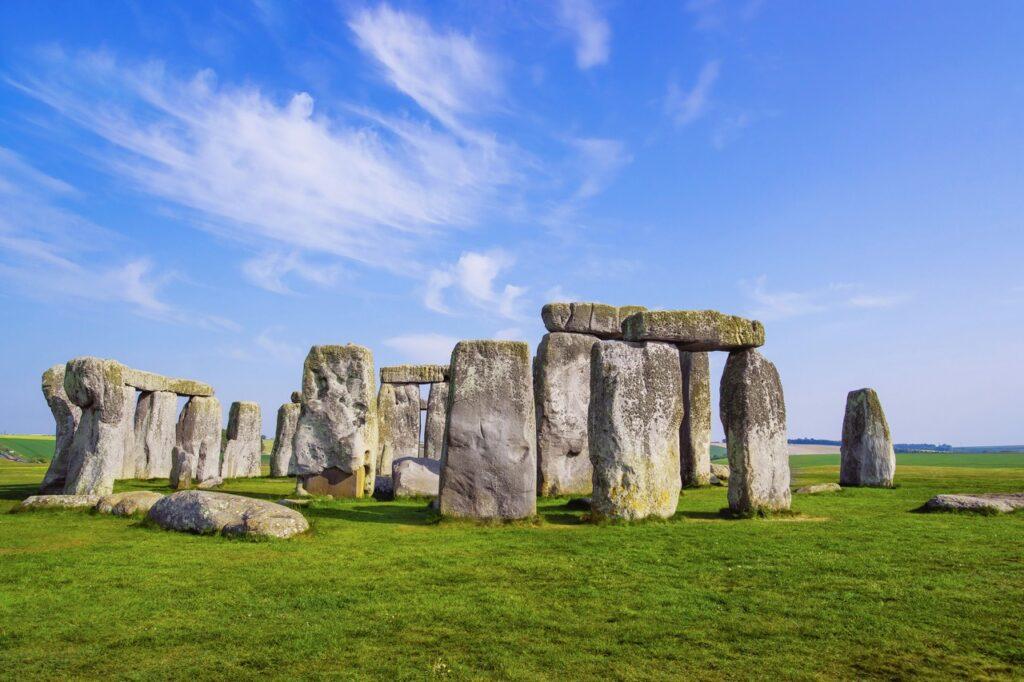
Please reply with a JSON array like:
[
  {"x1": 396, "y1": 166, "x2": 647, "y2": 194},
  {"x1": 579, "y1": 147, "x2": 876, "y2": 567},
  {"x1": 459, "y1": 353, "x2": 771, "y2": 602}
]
[
  {"x1": 173, "y1": 396, "x2": 223, "y2": 486},
  {"x1": 680, "y1": 352, "x2": 712, "y2": 487},
  {"x1": 38, "y1": 365, "x2": 81, "y2": 494},
  {"x1": 423, "y1": 381, "x2": 449, "y2": 460},
  {"x1": 542, "y1": 302, "x2": 647, "y2": 339},
  {"x1": 377, "y1": 363, "x2": 451, "y2": 465},
  {"x1": 221, "y1": 401, "x2": 262, "y2": 479},
  {"x1": 840, "y1": 388, "x2": 896, "y2": 487},
  {"x1": 376, "y1": 383, "x2": 397, "y2": 486},
  {"x1": 132, "y1": 390, "x2": 177, "y2": 479},
  {"x1": 62, "y1": 357, "x2": 131, "y2": 497},
  {"x1": 393, "y1": 457, "x2": 441, "y2": 497},
  {"x1": 622, "y1": 310, "x2": 765, "y2": 351},
  {"x1": 270, "y1": 398, "x2": 300, "y2": 477}
]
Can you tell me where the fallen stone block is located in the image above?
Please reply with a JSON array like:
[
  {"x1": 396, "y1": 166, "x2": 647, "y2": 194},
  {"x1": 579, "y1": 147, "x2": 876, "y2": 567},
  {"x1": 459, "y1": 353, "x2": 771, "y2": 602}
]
[
  {"x1": 380, "y1": 364, "x2": 449, "y2": 384},
  {"x1": 921, "y1": 493, "x2": 1024, "y2": 514},
  {"x1": 147, "y1": 490, "x2": 309, "y2": 539},
  {"x1": 622, "y1": 310, "x2": 765, "y2": 351},
  {"x1": 96, "y1": 491, "x2": 164, "y2": 516},
  {"x1": 393, "y1": 457, "x2": 441, "y2": 497},
  {"x1": 710, "y1": 462, "x2": 730, "y2": 481},
  {"x1": 541, "y1": 302, "x2": 647, "y2": 339},
  {"x1": 840, "y1": 388, "x2": 896, "y2": 487},
  {"x1": 794, "y1": 483, "x2": 842, "y2": 495},
  {"x1": 196, "y1": 477, "x2": 224, "y2": 489},
  {"x1": 12, "y1": 494, "x2": 101, "y2": 512}
]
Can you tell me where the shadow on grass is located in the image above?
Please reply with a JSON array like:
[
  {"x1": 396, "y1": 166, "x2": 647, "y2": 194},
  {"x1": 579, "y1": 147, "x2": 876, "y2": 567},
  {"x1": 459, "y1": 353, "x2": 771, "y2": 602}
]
[
  {"x1": 540, "y1": 512, "x2": 587, "y2": 526},
  {"x1": 308, "y1": 503, "x2": 433, "y2": 526},
  {"x1": 0, "y1": 483, "x2": 39, "y2": 501}
]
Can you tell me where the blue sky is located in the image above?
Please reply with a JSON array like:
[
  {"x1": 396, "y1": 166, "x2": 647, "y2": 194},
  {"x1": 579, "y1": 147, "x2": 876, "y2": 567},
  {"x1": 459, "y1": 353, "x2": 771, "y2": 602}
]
[{"x1": 1, "y1": 1, "x2": 1022, "y2": 444}]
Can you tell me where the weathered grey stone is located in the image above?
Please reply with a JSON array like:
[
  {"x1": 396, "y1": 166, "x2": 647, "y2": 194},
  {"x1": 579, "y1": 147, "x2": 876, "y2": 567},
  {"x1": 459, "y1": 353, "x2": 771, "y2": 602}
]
[
  {"x1": 535, "y1": 332, "x2": 598, "y2": 496},
  {"x1": 393, "y1": 457, "x2": 441, "y2": 497},
  {"x1": 922, "y1": 493, "x2": 1024, "y2": 514},
  {"x1": 840, "y1": 388, "x2": 896, "y2": 488},
  {"x1": 117, "y1": 389, "x2": 138, "y2": 480},
  {"x1": 795, "y1": 482, "x2": 842, "y2": 495},
  {"x1": 96, "y1": 491, "x2": 164, "y2": 516},
  {"x1": 12, "y1": 494, "x2": 101, "y2": 512},
  {"x1": 438, "y1": 340, "x2": 536, "y2": 520},
  {"x1": 278, "y1": 498, "x2": 310, "y2": 508},
  {"x1": 392, "y1": 384, "x2": 421, "y2": 459},
  {"x1": 120, "y1": 367, "x2": 213, "y2": 397},
  {"x1": 720, "y1": 349, "x2": 791, "y2": 514},
  {"x1": 376, "y1": 383, "x2": 397, "y2": 481},
  {"x1": 290, "y1": 391, "x2": 301, "y2": 403},
  {"x1": 196, "y1": 477, "x2": 224, "y2": 489},
  {"x1": 680, "y1": 351, "x2": 712, "y2": 487},
  {"x1": 173, "y1": 396, "x2": 222, "y2": 486},
  {"x1": 541, "y1": 302, "x2": 648, "y2": 339},
  {"x1": 146, "y1": 491, "x2": 309, "y2": 539},
  {"x1": 221, "y1": 401, "x2": 262, "y2": 479},
  {"x1": 39, "y1": 364, "x2": 82, "y2": 494},
  {"x1": 710, "y1": 462, "x2": 730, "y2": 481},
  {"x1": 380, "y1": 364, "x2": 449, "y2": 384},
  {"x1": 270, "y1": 402, "x2": 300, "y2": 477},
  {"x1": 588, "y1": 340, "x2": 683, "y2": 521},
  {"x1": 622, "y1": 310, "x2": 765, "y2": 351},
  {"x1": 293, "y1": 345, "x2": 378, "y2": 498},
  {"x1": 62, "y1": 357, "x2": 129, "y2": 497},
  {"x1": 419, "y1": 397, "x2": 428, "y2": 410},
  {"x1": 132, "y1": 391, "x2": 177, "y2": 479},
  {"x1": 423, "y1": 381, "x2": 449, "y2": 460}
]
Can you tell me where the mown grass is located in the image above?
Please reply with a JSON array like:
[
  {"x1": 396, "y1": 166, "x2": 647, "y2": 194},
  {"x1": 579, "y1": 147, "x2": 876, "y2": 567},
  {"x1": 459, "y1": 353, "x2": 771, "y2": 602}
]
[
  {"x1": 1, "y1": 455, "x2": 1022, "y2": 680},
  {"x1": 0, "y1": 435, "x2": 55, "y2": 461}
]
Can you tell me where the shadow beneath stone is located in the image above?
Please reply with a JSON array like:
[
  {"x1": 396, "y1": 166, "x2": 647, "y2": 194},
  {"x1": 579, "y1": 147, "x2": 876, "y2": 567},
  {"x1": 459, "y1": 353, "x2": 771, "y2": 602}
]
[
  {"x1": 306, "y1": 503, "x2": 432, "y2": 526},
  {"x1": 541, "y1": 512, "x2": 587, "y2": 526},
  {"x1": 673, "y1": 510, "x2": 731, "y2": 520},
  {"x1": 0, "y1": 483, "x2": 39, "y2": 501}
]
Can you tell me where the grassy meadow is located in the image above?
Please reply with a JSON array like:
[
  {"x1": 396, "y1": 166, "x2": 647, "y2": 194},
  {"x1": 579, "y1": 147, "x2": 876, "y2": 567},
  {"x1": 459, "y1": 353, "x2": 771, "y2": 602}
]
[
  {"x1": 1, "y1": 452, "x2": 1022, "y2": 679},
  {"x1": 0, "y1": 435, "x2": 55, "y2": 461}
]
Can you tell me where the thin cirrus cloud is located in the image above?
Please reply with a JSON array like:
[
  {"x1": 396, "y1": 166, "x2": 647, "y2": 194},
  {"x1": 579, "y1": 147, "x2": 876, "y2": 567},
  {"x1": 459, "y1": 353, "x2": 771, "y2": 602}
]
[
  {"x1": 383, "y1": 332, "x2": 461, "y2": 365},
  {"x1": 741, "y1": 276, "x2": 910, "y2": 320},
  {"x1": 556, "y1": 0, "x2": 611, "y2": 70},
  {"x1": 665, "y1": 60, "x2": 720, "y2": 126}
]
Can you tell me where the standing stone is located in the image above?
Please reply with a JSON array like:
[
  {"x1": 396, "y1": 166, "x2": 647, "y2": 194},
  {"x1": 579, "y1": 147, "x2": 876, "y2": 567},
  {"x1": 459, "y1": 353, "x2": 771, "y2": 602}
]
[
  {"x1": 38, "y1": 364, "x2": 82, "y2": 494},
  {"x1": 62, "y1": 357, "x2": 129, "y2": 497},
  {"x1": 221, "y1": 401, "x2": 262, "y2": 479},
  {"x1": 393, "y1": 384, "x2": 420, "y2": 458},
  {"x1": 438, "y1": 340, "x2": 536, "y2": 520},
  {"x1": 293, "y1": 345, "x2": 378, "y2": 498},
  {"x1": 422, "y1": 381, "x2": 449, "y2": 460},
  {"x1": 720, "y1": 349, "x2": 791, "y2": 514},
  {"x1": 376, "y1": 383, "x2": 397, "y2": 486},
  {"x1": 170, "y1": 447, "x2": 194, "y2": 489},
  {"x1": 680, "y1": 351, "x2": 712, "y2": 487},
  {"x1": 133, "y1": 390, "x2": 177, "y2": 479},
  {"x1": 173, "y1": 396, "x2": 222, "y2": 485},
  {"x1": 840, "y1": 388, "x2": 896, "y2": 487},
  {"x1": 270, "y1": 402, "x2": 300, "y2": 477},
  {"x1": 588, "y1": 341, "x2": 683, "y2": 521},
  {"x1": 535, "y1": 332, "x2": 599, "y2": 496},
  {"x1": 118, "y1": 389, "x2": 138, "y2": 480}
]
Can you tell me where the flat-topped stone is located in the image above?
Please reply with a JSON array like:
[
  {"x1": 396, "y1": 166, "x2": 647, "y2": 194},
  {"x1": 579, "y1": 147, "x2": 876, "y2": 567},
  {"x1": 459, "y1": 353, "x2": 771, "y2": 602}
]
[
  {"x1": 622, "y1": 310, "x2": 765, "y2": 351},
  {"x1": 380, "y1": 364, "x2": 449, "y2": 384},
  {"x1": 922, "y1": 493, "x2": 1024, "y2": 514},
  {"x1": 121, "y1": 367, "x2": 213, "y2": 397},
  {"x1": 541, "y1": 302, "x2": 647, "y2": 339},
  {"x1": 96, "y1": 491, "x2": 165, "y2": 516},
  {"x1": 147, "y1": 491, "x2": 309, "y2": 539},
  {"x1": 12, "y1": 494, "x2": 101, "y2": 512},
  {"x1": 795, "y1": 483, "x2": 842, "y2": 495}
]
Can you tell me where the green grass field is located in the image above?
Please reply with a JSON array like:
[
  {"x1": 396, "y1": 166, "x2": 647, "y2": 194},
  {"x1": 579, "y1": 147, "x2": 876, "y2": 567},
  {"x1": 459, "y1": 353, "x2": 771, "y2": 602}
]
[
  {"x1": 0, "y1": 435, "x2": 55, "y2": 461},
  {"x1": 1, "y1": 454, "x2": 1022, "y2": 679}
]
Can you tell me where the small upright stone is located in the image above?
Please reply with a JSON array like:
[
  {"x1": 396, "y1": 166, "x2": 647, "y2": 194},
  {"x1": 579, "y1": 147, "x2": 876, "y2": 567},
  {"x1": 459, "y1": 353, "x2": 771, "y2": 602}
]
[
  {"x1": 221, "y1": 401, "x2": 262, "y2": 479},
  {"x1": 170, "y1": 448, "x2": 194, "y2": 489},
  {"x1": 132, "y1": 390, "x2": 177, "y2": 479},
  {"x1": 588, "y1": 340, "x2": 683, "y2": 521},
  {"x1": 62, "y1": 357, "x2": 130, "y2": 497},
  {"x1": 541, "y1": 302, "x2": 648, "y2": 339},
  {"x1": 173, "y1": 396, "x2": 222, "y2": 484},
  {"x1": 38, "y1": 364, "x2": 82, "y2": 494},
  {"x1": 840, "y1": 388, "x2": 896, "y2": 487},
  {"x1": 270, "y1": 402, "x2": 300, "y2": 477},
  {"x1": 422, "y1": 381, "x2": 449, "y2": 460},
  {"x1": 720, "y1": 349, "x2": 791, "y2": 514},
  {"x1": 680, "y1": 351, "x2": 712, "y2": 487},
  {"x1": 438, "y1": 341, "x2": 536, "y2": 520},
  {"x1": 622, "y1": 310, "x2": 765, "y2": 351}
]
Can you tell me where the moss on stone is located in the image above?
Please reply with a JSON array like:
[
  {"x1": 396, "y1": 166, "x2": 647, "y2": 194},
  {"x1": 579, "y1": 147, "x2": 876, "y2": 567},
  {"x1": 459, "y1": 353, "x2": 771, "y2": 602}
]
[{"x1": 622, "y1": 310, "x2": 765, "y2": 350}]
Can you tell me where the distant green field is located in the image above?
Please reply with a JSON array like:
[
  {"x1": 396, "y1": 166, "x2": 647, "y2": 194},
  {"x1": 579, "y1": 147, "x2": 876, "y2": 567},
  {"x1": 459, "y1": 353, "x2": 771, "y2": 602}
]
[
  {"x1": 0, "y1": 435, "x2": 55, "y2": 461},
  {"x1": 791, "y1": 452, "x2": 1024, "y2": 470}
]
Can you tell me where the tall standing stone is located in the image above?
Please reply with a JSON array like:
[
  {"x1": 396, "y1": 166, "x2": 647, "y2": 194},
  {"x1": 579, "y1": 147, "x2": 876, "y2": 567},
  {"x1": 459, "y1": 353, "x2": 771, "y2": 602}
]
[
  {"x1": 840, "y1": 388, "x2": 896, "y2": 487},
  {"x1": 720, "y1": 349, "x2": 791, "y2": 514},
  {"x1": 293, "y1": 345, "x2": 378, "y2": 498},
  {"x1": 438, "y1": 340, "x2": 536, "y2": 520},
  {"x1": 221, "y1": 401, "x2": 263, "y2": 478},
  {"x1": 38, "y1": 364, "x2": 82, "y2": 494},
  {"x1": 270, "y1": 402, "x2": 300, "y2": 477},
  {"x1": 422, "y1": 381, "x2": 449, "y2": 460},
  {"x1": 376, "y1": 383, "x2": 397, "y2": 481},
  {"x1": 588, "y1": 341, "x2": 683, "y2": 521},
  {"x1": 117, "y1": 389, "x2": 138, "y2": 480},
  {"x1": 62, "y1": 357, "x2": 129, "y2": 497},
  {"x1": 680, "y1": 351, "x2": 712, "y2": 487},
  {"x1": 393, "y1": 384, "x2": 421, "y2": 459},
  {"x1": 535, "y1": 332, "x2": 599, "y2": 496},
  {"x1": 133, "y1": 390, "x2": 178, "y2": 479},
  {"x1": 172, "y1": 395, "x2": 222, "y2": 486}
]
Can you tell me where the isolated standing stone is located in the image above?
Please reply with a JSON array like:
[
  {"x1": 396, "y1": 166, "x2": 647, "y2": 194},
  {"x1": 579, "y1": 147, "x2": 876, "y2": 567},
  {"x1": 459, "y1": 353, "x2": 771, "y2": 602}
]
[
  {"x1": 438, "y1": 340, "x2": 536, "y2": 520},
  {"x1": 221, "y1": 401, "x2": 262, "y2": 479},
  {"x1": 840, "y1": 388, "x2": 896, "y2": 487},
  {"x1": 422, "y1": 381, "x2": 449, "y2": 460},
  {"x1": 680, "y1": 351, "x2": 712, "y2": 487},
  {"x1": 393, "y1": 456, "x2": 441, "y2": 497},
  {"x1": 588, "y1": 340, "x2": 683, "y2": 521},
  {"x1": 62, "y1": 357, "x2": 130, "y2": 497},
  {"x1": 38, "y1": 364, "x2": 82, "y2": 494},
  {"x1": 622, "y1": 310, "x2": 765, "y2": 351},
  {"x1": 270, "y1": 402, "x2": 300, "y2": 477},
  {"x1": 132, "y1": 390, "x2": 177, "y2": 479},
  {"x1": 720, "y1": 349, "x2": 791, "y2": 514},
  {"x1": 535, "y1": 332, "x2": 599, "y2": 496},
  {"x1": 293, "y1": 345, "x2": 378, "y2": 498},
  {"x1": 173, "y1": 395, "x2": 222, "y2": 485},
  {"x1": 392, "y1": 383, "x2": 421, "y2": 459},
  {"x1": 541, "y1": 302, "x2": 647, "y2": 339}
]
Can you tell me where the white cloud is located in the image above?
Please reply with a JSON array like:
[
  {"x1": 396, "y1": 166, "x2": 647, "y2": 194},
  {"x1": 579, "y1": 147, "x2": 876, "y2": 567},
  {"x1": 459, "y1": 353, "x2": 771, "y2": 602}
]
[
  {"x1": 493, "y1": 327, "x2": 523, "y2": 340},
  {"x1": 424, "y1": 250, "x2": 527, "y2": 320},
  {"x1": 557, "y1": 0, "x2": 611, "y2": 70},
  {"x1": 666, "y1": 61, "x2": 720, "y2": 126},
  {"x1": 848, "y1": 294, "x2": 911, "y2": 309},
  {"x1": 241, "y1": 251, "x2": 343, "y2": 295},
  {"x1": 741, "y1": 276, "x2": 910, "y2": 320},
  {"x1": 384, "y1": 333, "x2": 460, "y2": 365}
]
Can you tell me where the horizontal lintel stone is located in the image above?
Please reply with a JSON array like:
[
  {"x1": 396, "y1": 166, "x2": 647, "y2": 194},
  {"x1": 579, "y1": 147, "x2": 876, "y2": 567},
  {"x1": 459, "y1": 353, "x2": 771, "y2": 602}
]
[
  {"x1": 380, "y1": 364, "x2": 449, "y2": 384},
  {"x1": 541, "y1": 302, "x2": 647, "y2": 339},
  {"x1": 621, "y1": 310, "x2": 765, "y2": 351},
  {"x1": 121, "y1": 366, "x2": 214, "y2": 397}
]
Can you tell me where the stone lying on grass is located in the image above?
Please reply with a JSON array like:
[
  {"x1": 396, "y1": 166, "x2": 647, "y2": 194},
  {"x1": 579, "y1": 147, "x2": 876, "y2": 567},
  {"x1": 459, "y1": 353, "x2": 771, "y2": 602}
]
[
  {"x1": 95, "y1": 491, "x2": 164, "y2": 516},
  {"x1": 12, "y1": 494, "x2": 101, "y2": 512},
  {"x1": 621, "y1": 310, "x2": 765, "y2": 351},
  {"x1": 710, "y1": 463, "x2": 730, "y2": 481},
  {"x1": 393, "y1": 457, "x2": 440, "y2": 497},
  {"x1": 277, "y1": 498, "x2": 310, "y2": 508},
  {"x1": 196, "y1": 477, "x2": 223, "y2": 489},
  {"x1": 146, "y1": 491, "x2": 309, "y2": 539},
  {"x1": 921, "y1": 493, "x2": 1024, "y2": 514},
  {"x1": 794, "y1": 483, "x2": 842, "y2": 495},
  {"x1": 541, "y1": 302, "x2": 647, "y2": 339}
]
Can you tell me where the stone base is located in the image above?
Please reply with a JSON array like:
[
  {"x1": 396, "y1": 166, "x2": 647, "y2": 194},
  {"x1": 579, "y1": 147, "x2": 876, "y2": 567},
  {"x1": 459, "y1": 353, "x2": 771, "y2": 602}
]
[{"x1": 299, "y1": 467, "x2": 364, "y2": 498}]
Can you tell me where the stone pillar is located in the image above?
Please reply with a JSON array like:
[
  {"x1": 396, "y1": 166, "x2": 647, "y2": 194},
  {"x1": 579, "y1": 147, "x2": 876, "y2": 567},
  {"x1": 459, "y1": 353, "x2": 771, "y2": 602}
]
[
  {"x1": 376, "y1": 383, "x2": 397, "y2": 482},
  {"x1": 423, "y1": 381, "x2": 449, "y2": 460},
  {"x1": 680, "y1": 351, "x2": 712, "y2": 487},
  {"x1": 116, "y1": 389, "x2": 138, "y2": 480},
  {"x1": 172, "y1": 395, "x2": 222, "y2": 487},
  {"x1": 588, "y1": 340, "x2": 683, "y2": 521},
  {"x1": 270, "y1": 400, "x2": 300, "y2": 477},
  {"x1": 438, "y1": 340, "x2": 536, "y2": 520},
  {"x1": 133, "y1": 390, "x2": 177, "y2": 479},
  {"x1": 720, "y1": 349, "x2": 791, "y2": 514},
  {"x1": 62, "y1": 357, "x2": 129, "y2": 497},
  {"x1": 293, "y1": 344, "x2": 378, "y2": 498},
  {"x1": 222, "y1": 401, "x2": 262, "y2": 478},
  {"x1": 392, "y1": 384, "x2": 421, "y2": 458},
  {"x1": 535, "y1": 332, "x2": 599, "y2": 496},
  {"x1": 38, "y1": 364, "x2": 82, "y2": 494},
  {"x1": 840, "y1": 388, "x2": 896, "y2": 487}
]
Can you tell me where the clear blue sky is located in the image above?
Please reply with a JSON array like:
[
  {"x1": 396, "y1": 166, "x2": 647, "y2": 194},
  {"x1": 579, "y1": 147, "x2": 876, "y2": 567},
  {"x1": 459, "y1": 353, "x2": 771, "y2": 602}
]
[{"x1": 1, "y1": 1, "x2": 1022, "y2": 444}]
